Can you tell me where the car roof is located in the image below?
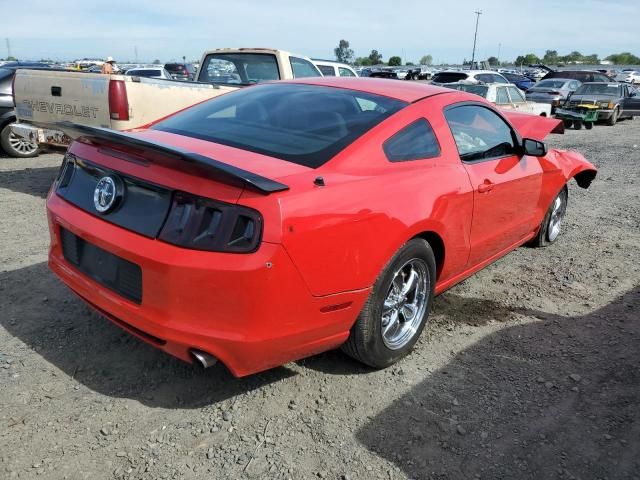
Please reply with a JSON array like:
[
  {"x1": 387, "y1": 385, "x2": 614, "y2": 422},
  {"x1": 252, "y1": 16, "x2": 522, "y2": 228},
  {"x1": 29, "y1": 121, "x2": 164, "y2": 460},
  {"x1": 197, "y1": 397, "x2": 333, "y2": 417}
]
[
  {"x1": 312, "y1": 59, "x2": 351, "y2": 67},
  {"x1": 279, "y1": 77, "x2": 454, "y2": 102}
]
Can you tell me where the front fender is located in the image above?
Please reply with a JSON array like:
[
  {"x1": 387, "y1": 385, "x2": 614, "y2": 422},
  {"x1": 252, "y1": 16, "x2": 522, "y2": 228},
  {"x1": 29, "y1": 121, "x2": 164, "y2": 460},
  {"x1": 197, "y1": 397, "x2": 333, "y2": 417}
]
[{"x1": 548, "y1": 149, "x2": 597, "y2": 188}]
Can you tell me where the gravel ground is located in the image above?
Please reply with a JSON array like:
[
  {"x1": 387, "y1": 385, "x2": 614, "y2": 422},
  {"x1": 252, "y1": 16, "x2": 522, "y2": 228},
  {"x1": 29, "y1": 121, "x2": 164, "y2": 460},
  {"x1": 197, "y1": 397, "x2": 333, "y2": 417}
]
[{"x1": 0, "y1": 119, "x2": 638, "y2": 480}]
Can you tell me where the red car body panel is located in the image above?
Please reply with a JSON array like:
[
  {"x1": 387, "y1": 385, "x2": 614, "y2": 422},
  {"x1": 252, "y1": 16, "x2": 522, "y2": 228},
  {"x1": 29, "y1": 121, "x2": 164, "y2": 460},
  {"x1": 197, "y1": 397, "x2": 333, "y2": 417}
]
[{"x1": 47, "y1": 78, "x2": 597, "y2": 376}]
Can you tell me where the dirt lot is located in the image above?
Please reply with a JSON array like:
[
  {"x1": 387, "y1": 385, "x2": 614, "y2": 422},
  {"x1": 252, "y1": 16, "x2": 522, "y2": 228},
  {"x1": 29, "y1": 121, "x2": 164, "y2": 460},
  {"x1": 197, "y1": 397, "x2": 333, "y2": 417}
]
[{"x1": 1, "y1": 119, "x2": 639, "y2": 480}]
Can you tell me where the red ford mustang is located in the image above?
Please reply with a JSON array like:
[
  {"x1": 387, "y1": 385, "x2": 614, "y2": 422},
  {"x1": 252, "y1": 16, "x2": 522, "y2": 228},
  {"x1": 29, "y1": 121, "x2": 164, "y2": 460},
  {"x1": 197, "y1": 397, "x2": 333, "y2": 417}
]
[{"x1": 48, "y1": 78, "x2": 597, "y2": 376}]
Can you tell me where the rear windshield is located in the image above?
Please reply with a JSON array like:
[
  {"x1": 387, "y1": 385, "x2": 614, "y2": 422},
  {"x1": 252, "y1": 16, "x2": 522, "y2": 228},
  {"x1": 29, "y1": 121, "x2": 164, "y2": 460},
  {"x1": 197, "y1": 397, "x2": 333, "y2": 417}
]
[
  {"x1": 199, "y1": 53, "x2": 280, "y2": 86},
  {"x1": 574, "y1": 83, "x2": 622, "y2": 96},
  {"x1": 432, "y1": 72, "x2": 468, "y2": 83},
  {"x1": 535, "y1": 80, "x2": 567, "y2": 88},
  {"x1": 126, "y1": 69, "x2": 161, "y2": 77},
  {"x1": 447, "y1": 84, "x2": 489, "y2": 97},
  {"x1": 545, "y1": 71, "x2": 610, "y2": 82},
  {"x1": 153, "y1": 83, "x2": 407, "y2": 168},
  {"x1": 165, "y1": 64, "x2": 186, "y2": 72}
]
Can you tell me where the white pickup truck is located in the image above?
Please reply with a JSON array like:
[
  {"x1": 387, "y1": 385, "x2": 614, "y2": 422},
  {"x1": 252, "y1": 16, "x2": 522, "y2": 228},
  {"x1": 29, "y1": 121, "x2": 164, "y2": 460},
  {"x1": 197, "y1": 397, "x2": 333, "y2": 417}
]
[{"x1": 11, "y1": 48, "x2": 322, "y2": 148}]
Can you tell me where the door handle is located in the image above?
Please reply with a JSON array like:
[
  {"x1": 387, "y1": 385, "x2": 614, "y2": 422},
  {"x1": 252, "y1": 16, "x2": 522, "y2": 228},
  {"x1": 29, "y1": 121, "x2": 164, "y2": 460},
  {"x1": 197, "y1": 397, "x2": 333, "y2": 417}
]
[{"x1": 478, "y1": 180, "x2": 494, "y2": 193}]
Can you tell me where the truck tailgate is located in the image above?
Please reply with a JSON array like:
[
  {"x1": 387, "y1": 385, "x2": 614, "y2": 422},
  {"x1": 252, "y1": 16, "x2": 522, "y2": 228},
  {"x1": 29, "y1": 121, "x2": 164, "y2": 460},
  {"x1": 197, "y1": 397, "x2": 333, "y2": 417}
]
[{"x1": 14, "y1": 70, "x2": 112, "y2": 128}]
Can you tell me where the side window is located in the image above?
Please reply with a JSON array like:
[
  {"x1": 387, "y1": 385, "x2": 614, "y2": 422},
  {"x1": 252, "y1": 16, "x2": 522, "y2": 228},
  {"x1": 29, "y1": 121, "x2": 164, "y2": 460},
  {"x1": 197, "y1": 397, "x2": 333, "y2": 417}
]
[
  {"x1": 493, "y1": 74, "x2": 508, "y2": 84},
  {"x1": 496, "y1": 87, "x2": 510, "y2": 104},
  {"x1": 569, "y1": 81, "x2": 580, "y2": 90},
  {"x1": 444, "y1": 105, "x2": 517, "y2": 162},
  {"x1": 290, "y1": 57, "x2": 322, "y2": 78},
  {"x1": 318, "y1": 65, "x2": 335, "y2": 76},
  {"x1": 338, "y1": 67, "x2": 356, "y2": 77},
  {"x1": 475, "y1": 74, "x2": 492, "y2": 83},
  {"x1": 383, "y1": 119, "x2": 441, "y2": 162},
  {"x1": 507, "y1": 87, "x2": 525, "y2": 103}
]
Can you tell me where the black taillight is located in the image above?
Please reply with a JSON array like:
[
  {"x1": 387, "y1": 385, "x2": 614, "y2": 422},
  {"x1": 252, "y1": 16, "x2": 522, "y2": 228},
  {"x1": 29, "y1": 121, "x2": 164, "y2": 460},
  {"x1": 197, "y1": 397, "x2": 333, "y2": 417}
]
[
  {"x1": 158, "y1": 191, "x2": 262, "y2": 253},
  {"x1": 56, "y1": 153, "x2": 76, "y2": 188}
]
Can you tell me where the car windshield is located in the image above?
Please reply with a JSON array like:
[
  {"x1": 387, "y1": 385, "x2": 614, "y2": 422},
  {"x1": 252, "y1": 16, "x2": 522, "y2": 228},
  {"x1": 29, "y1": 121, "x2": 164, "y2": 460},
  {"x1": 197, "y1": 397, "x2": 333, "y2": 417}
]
[
  {"x1": 575, "y1": 84, "x2": 621, "y2": 96},
  {"x1": 432, "y1": 72, "x2": 468, "y2": 83},
  {"x1": 199, "y1": 53, "x2": 281, "y2": 86},
  {"x1": 153, "y1": 83, "x2": 407, "y2": 168},
  {"x1": 449, "y1": 84, "x2": 489, "y2": 97},
  {"x1": 165, "y1": 64, "x2": 186, "y2": 72},
  {"x1": 535, "y1": 80, "x2": 567, "y2": 88}
]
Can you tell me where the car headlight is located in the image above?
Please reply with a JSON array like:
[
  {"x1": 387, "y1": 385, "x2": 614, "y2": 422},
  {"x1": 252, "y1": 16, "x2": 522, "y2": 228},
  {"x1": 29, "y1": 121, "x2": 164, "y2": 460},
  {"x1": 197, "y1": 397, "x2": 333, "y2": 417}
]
[{"x1": 599, "y1": 101, "x2": 611, "y2": 109}]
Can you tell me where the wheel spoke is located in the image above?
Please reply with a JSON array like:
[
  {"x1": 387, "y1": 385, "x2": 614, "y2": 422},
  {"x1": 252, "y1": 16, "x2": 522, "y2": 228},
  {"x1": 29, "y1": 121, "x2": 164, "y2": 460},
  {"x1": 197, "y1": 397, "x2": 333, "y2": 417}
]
[
  {"x1": 382, "y1": 310, "x2": 399, "y2": 336},
  {"x1": 401, "y1": 268, "x2": 418, "y2": 297},
  {"x1": 402, "y1": 303, "x2": 417, "y2": 320}
]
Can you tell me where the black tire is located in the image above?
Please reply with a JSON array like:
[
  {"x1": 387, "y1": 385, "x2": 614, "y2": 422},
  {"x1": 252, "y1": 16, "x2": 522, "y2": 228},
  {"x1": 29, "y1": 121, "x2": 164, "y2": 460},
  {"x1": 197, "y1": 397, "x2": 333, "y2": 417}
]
[
  {"x1": 341, "y1": 238, "x2": 436, "y2": 368},
  {"x1": 563, "y1": 120, "x2": 573, "y2": 129},
  {"x1": 573, "y1": 121, "x2": 583, "y2": 130},
  {"x1": 531, "y1": 187, "x2": 568, "y2": 247},
  {"x1": 0, "y1": 123, "x2": 40, "y2": 158},
  {"x1": 584, "y1": 122, "x2": 593, "y2": 130},
  {"x1": 606, "y1": 107, "x2": 619, "y2": 126}
]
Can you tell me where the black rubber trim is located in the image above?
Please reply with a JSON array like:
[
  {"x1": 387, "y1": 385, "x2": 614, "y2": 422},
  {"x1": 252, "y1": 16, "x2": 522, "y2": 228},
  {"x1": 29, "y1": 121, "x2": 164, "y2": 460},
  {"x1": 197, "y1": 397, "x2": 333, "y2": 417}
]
[{"x1": 56, "y1": 122, "x2": 290, "y2": 194}]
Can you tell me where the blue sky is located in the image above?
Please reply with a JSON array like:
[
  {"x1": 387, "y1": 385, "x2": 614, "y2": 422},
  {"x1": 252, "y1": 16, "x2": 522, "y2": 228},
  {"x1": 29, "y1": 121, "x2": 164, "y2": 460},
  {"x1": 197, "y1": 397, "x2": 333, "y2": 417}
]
[{"x1": 3, "y1": 0, "x2": 639, "y2": 63}]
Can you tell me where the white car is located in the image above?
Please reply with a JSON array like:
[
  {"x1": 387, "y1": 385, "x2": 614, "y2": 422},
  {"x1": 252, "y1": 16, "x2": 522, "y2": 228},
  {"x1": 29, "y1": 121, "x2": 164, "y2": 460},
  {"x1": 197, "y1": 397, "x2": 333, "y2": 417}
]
[
  {"x1": 444, "y1": 82, "x2": 552, "y2": 116},
  {"x1": 125, "y1": 67, "x2": 173, "y2": 79},
  {"x1": 615, "y1": 70, "x2": 640, "y2": 84},
  {"x1": 431, "y1": 69, "x2": 510, "y2": 86},
  {"x1": 312, "y1": 60, "x2": 358, "y2": 77}
]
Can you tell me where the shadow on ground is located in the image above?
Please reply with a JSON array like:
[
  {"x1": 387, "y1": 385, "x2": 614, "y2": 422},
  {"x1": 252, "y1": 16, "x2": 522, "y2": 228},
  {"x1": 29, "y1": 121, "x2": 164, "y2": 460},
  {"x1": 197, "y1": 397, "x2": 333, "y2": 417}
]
[
  {"x1": 0, "y1": 166, "x2": 59, "y2": 198},
  {"x1": 357, "y1": 287, "x2": 640, "y2": 479},
  {"x1": 0, "y1": 263, "x2": 295, "y2": 408}
]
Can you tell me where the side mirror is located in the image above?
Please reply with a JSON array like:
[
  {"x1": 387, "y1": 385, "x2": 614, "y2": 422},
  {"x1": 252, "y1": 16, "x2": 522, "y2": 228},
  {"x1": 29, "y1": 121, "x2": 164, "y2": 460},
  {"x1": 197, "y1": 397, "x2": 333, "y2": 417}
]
[{"x1": 523, "y1": 138, "x2": 547, "y2": 157}]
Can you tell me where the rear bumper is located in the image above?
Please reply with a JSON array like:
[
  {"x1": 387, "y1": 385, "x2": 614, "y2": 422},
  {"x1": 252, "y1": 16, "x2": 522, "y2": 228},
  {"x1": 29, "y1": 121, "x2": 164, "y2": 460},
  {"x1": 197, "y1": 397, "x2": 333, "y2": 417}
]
[
  {"x1": 10, "y1": 123, "x2": 71, "y2": 147},
  {"x1": 47, "y1": 192, "x2": 369, "y2": 376}
]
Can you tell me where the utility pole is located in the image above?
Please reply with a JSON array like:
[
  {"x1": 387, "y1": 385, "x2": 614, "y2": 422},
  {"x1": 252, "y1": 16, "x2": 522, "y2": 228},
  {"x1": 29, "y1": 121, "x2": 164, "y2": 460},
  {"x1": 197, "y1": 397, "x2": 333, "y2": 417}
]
[
  {"x1": 134, "y1": 46, "x2": 138, "y2": 63},
  {"x1": 470, "y1": 10, "x2": 482, "y2": 68},
  {"x1": 497, "y1": 42, "x2": 501, "y2": 66},
  {"x1": 5, "y1": 38, "x2": 11, "y2": 59}
]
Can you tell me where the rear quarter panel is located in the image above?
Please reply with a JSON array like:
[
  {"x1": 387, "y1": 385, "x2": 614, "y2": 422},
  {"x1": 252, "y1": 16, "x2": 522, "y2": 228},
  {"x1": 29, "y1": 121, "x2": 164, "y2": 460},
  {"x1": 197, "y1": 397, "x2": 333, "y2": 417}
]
[{"x1": 274, "y1": 96, "x2": 475, "y2": 297}]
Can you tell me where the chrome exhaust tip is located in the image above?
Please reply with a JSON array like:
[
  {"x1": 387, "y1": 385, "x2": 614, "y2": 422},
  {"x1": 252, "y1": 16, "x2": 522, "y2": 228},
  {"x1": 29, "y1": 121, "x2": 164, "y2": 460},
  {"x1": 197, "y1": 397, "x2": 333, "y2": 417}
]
[{"x1": 191, "y1": 349, "x2": 218, "y2": 369}]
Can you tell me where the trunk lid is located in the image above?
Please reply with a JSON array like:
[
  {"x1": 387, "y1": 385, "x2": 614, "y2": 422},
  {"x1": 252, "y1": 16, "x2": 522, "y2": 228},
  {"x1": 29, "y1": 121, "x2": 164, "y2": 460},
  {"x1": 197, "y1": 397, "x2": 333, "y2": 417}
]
[{"x1": 14, "y1": 70, "x2": 112, "y2": 128}]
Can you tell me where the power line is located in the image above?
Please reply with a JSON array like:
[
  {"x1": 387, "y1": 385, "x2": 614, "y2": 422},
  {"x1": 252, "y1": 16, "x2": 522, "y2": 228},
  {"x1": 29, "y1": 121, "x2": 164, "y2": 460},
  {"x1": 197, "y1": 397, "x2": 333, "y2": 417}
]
[{"x1": 471, "y1": 10, "x2": 482, "y2": 67}]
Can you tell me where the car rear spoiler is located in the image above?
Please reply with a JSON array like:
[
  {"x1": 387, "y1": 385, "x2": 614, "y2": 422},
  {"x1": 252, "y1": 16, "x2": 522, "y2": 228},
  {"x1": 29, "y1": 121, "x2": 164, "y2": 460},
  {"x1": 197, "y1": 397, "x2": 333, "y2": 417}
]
[
  {"x1": 56, "y1": 122, "x2": 289, "y2": 194},
  {"x1": 502, "y1": 112, "x2": 564, "y2": 141}
]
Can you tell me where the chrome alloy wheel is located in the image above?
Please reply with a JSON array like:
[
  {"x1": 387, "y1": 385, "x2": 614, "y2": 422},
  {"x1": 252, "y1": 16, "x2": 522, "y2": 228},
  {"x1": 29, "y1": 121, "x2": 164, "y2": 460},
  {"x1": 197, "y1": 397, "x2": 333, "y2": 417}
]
[
  {"x1": 548, "y1": 193, "x2": 566, "y2": 242},
  {"x1": 381, "y1": 259, "x2": 429, "y2": 350},
  {"x1": 7, "y1": 131, "x2": 38, "y2": 156}
]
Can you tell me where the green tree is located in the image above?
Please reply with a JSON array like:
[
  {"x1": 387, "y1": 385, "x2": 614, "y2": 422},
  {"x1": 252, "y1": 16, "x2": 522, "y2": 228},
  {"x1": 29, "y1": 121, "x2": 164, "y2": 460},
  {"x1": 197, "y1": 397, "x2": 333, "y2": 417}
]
[
  {"x1": 542, "y1": 49, "x2": 558, "y2": 64},
  {"x1": 334, "y1": 39, "x2": 354, "y2": 64},
  {"x1": 6, "y1": 55, "x2": 17, "y2": 61},
  {"x1": 388, "y1": 56, "x2": 402, "y2": 66},
  {"x1": 152, "y1": 59, "x2": 161, "y2": 65},
  {"x1": 583, "y1": 53, "x2": 599, "y2": 64},
  {"x1": 355, "y1": 57, "x2": 373, "y2": 66},
  {"x1": 419, "y1": 54, "x2": 433, "y2": 66},
  {"x1": 515, "y1": 53, "x2": 540, "y2": 65},
  {"x1": 368, "y1": 49, "x2": 383, "y2": 65},
  {"x1": 487, "y1": 56, "x2": 499, "y2": 67},
  {"x1": 605, "y1": 52, "x2": 640, "y2": 64}
]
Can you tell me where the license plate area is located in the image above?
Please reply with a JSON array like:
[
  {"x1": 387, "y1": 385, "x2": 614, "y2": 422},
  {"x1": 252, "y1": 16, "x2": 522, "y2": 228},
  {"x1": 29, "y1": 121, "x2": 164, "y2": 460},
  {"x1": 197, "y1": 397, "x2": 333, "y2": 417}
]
[{"x1": 60, "y1": 227, "x2": 142, "y2": 304}]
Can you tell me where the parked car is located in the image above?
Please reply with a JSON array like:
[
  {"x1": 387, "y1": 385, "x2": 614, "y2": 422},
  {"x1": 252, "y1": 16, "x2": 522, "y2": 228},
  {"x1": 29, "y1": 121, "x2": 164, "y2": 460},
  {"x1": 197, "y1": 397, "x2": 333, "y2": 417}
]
[
  {"x1": 525, "y1": 78, "x2": 582, "y2": 112},
  {"x1": 125, "y1": 67, "x2": 173, "y2": 79},
  {"x1": 164, "y1": 63, "x2": 196, "y2": 81},
  {"x1": 49, "y1": 77, "x2": 595, "y2": 376},
  {"x1": 11, "y1": 48, "x2": 322, "y2": 149},
  {"x1": 312, "y1": 59, "x2": 358, "y2": 77},
  {"x1": 431, "y1": 70, "x2": 510, "y2": 86},
  {"x1": 615, "y1": 69, "x2": 640, "y2": 84},
  {"x1": 541, "y1": 70, "x2": 612, "y2": 83},
  {"x1": 501, "y1": 72, "x2": 535, "y2": 91},
  {"x1": 359, "y1": 68, "x2": 398, "y2": 79},
  {"x1": 564, "y1": 82, "x2": 640, "y2": 125},
  {"x1": 0, "y1": 66, "x2": 45, "y2": 157},
  {"x1": 443, "y1": 82, "x2": 552, "y2": 116}
]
